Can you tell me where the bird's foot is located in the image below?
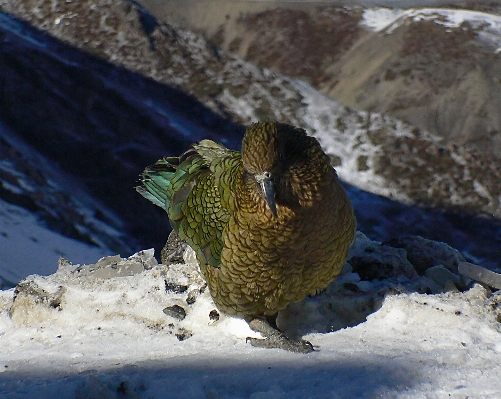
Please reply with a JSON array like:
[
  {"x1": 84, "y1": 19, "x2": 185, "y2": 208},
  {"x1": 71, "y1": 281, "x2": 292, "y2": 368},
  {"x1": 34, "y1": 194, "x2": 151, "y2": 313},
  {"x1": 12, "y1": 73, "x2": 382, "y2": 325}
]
[{"x1": 246, "y1": 318, "x2": 314, "y2": 354}]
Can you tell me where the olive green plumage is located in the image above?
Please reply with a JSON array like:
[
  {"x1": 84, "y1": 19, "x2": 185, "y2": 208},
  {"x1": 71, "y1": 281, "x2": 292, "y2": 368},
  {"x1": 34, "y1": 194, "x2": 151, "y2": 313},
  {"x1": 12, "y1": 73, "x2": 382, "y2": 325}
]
[{"x1": 137, "y1": 121, "x2": 356, "y2": 321}]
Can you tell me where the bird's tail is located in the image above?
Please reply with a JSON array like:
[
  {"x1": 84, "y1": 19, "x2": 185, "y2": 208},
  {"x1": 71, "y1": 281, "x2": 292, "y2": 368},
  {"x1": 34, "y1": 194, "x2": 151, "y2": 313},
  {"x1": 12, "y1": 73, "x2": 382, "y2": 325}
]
[
  {"x1": 136, "y1": 156, "x2": 177, "y2": 210},
  {"x1": 136, "y1": 148, "x2": 206, "y2": 214}
]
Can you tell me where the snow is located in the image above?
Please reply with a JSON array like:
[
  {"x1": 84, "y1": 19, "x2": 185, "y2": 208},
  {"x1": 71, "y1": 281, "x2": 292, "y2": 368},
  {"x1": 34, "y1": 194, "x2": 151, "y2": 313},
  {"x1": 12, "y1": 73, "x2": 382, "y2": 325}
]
[
  {"x1": 0, "y1": 199, "x2": 112, "y2": 287},
  {"x1": 361, "y1": 8, "x2": 406, "y2": 32},
  {"x1": 2, "y1": 238, "x2": 501, "y2": 398},
  {"x1": 362, "y1": 7, "x2": 501, "y2": 51},
  {"x1": 292, "y1": 79, "x2": 415, "y2": 203},
  {"x1": 0, "y1": 121, "x2": 131, "y2": 287}
]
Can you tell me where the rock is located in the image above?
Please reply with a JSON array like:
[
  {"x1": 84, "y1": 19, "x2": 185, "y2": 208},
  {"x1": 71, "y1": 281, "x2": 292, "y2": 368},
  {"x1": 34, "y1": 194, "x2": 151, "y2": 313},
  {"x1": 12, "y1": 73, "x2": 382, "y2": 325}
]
[
  {"x1": 130, "y1": 249, "x2": 158, "y2": 270},
  {"x1": 91, "y1": 255, "x2": 123, "y2": 270},
  {"x1": 164, "y1": 280, "x2": 188, "y2": 294},
  {"x1": 186, "y1": 289, "x2": 199, "y2": 305},
  {"x1": 10, "y1": 278, "x2": 67, "y2": 326},
  {"x1": 88, "y1": 259, "x2": 144, "y2": 279},
  {"x1": 349, "y1": 243, "x2": 418, "y2": 281},
  {"x1": 175, "y1": 328, "x2": 193, "y2": 341},
  {"x1": 13, "y1": 280, "x2": 65, "y2": 309},
  {"x1": 70, "y1": 250, "x2": 158, "y2": 279},
  {"x1": 459, "y1": 262, "x2": 501, "y2": 290},
  {"x1": 384, "y1": 236, "x2": 465, "y2": 275},
  {"x1": 161, "y1": 231, "x2": 188, "y2": 265},
  {"x1": 425, "y1": 265, "x2": 462, "y2": 288},
  {"x1": 163, "y1": 305, "x2": 187, "y2": 320},
  {"x1": 186, "y1": 284, "x2": 208, "y2": 305},
  {"x1": 209, "y1": 309, "x2": 220, "y2": 322},
  {"x1": 414, "y1": 276, "x2": 444, "y2": 295}
]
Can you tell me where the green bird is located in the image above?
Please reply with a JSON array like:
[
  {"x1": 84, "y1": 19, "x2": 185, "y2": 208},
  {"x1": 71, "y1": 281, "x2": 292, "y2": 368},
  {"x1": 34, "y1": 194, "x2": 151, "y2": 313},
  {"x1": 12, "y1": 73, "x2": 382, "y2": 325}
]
[{"x1": 137, "y1": 121, "x2": 356, "y2": 352}]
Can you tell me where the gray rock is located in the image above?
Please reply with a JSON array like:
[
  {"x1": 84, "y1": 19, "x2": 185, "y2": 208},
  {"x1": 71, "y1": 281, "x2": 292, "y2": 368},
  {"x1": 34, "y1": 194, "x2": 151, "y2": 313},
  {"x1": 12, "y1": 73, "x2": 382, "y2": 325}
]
[
  {"x1": 175, "y1": 328, "x2": 193, "y2": 341},
  {"x1": 459, "y1": 262, "x2": 501, "y2": 290},
  {"x1": 70, "y1": 250, "x2": 158, "y2": 279},
  {"x1": 350, "y1": 244, "x2": 418, "y2": 281},
  {"x1": 384, "y1": 236, "x2": 465, "y2": 275},
  {"x1": 164, "y1": 280, "x2": 188, "y2": 294},
  {"x1": 425, "y1": 265, "x2": 462, "y2": 288},
  {"x1": 163, "y1": 305, "x2": 187, "y2": 320},
  {"x1": 161, "y1": 231, "x2": 188, "y2": 265}
]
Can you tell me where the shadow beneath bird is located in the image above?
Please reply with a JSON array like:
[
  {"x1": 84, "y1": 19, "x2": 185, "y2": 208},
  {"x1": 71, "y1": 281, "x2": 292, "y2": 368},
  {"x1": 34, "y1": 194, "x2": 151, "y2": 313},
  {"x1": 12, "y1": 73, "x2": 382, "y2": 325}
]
[
  {"x1": 161, "y1": 229, "x2": 472, "y2": 352},
  {"x1": 0, "y1": 352, "x2": 422, "y2": 398},
  {"x1": 277, "y1": 231, "x2": 471, "y2": 341}
]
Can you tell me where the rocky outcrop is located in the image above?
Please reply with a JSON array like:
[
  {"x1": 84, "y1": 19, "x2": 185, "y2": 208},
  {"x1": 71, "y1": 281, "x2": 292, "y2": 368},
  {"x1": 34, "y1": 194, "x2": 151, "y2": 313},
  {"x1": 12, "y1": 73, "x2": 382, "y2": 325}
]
[{"x1": 159, "y1": 1, "x2": 501, "y2": 160}]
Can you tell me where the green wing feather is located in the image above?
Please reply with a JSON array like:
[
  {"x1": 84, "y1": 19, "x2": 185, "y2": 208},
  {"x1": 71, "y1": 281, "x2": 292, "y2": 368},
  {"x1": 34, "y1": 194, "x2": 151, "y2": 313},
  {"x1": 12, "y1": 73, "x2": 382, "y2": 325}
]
[{"x1": 136, "y1": 140, "x2": 240, "y2": 268}]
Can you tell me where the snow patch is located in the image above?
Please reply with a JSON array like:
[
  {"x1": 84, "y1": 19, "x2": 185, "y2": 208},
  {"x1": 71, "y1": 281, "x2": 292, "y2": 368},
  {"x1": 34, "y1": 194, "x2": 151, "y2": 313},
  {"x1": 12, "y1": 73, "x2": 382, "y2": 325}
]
[
  {"x1": 362, "y1": 7, "x2": 501, "y2": 51},
  {"x1": 291, "y1": 79, "x2": 414, "y2": 202},
  {"x1": 1, "y1": 237, "x2": 501, "y2": 397},
  {"x1": 361, "y1": 8, "x2": 406, "y2": 32},
  {"x1": 0, "y1": 199, "x2": 113, "y2": 286}
]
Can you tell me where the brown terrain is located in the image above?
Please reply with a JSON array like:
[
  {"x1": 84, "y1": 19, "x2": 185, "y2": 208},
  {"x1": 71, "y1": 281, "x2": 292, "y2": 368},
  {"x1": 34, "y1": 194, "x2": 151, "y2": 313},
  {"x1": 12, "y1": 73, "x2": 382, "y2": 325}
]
[
  {"x1": 144, "y1": 0, "x2": 501, "y2": 160},
  {"x1": 2, "y1": 0, "x2": 501, "y2": 220}
]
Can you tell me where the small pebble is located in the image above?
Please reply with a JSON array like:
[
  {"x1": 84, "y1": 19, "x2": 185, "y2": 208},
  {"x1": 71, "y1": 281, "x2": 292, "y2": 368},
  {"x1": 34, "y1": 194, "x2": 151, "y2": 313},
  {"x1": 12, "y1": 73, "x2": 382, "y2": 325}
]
[
  {"x1": 163, "y1": 305, "x2": 186, "y2": 320},
  {"x1": 186, "y1": 288, "x2": 201, "y2": 305},
  {"x1": 209, "y1": 309, "x2": 220, "y2": 322},
  {"x1": 175, "y1": 328, "x2": 193, "y2": 341},
  {"x1": 164, "y1": 280, "x2": 188, "y2": 294}
]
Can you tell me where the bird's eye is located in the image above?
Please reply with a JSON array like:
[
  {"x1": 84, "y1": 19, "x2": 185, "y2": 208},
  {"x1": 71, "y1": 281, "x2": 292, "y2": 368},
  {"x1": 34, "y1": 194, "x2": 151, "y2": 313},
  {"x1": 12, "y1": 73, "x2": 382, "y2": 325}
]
[{"x1": 263, "y1": 171, "x2": 272, "y2": 179}]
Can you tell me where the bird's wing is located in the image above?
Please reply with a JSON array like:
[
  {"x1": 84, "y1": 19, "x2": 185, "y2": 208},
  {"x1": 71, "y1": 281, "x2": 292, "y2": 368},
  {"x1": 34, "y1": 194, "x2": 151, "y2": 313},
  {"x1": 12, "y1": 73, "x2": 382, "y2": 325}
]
[{"x1": 137, "y1": 140, "x2": 239, "y2": 268}]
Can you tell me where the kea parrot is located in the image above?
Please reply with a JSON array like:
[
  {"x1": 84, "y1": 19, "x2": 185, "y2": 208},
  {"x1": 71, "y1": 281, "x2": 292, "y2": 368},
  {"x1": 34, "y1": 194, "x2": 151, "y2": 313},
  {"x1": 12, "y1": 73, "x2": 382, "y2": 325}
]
[{"x1": 137, "y1": 121, "x2": 356, "y2": 352}]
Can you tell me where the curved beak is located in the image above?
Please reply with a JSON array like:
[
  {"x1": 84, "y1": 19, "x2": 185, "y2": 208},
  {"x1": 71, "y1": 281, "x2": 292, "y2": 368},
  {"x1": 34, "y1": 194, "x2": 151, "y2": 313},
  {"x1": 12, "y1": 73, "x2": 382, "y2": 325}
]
[{"x1": 256, "y1": 174, "x2": 278, "y2": 218}]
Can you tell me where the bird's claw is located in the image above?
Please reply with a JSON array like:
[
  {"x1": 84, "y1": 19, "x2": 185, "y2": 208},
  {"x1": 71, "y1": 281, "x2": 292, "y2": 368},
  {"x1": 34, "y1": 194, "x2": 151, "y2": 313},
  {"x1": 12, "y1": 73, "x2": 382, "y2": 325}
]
[
  {"x1": 246, "y1": 337, "x2": 314, "y2": 353},
  {"x1": 247, "y1": 318, "x2": 315, "y2": 354}
]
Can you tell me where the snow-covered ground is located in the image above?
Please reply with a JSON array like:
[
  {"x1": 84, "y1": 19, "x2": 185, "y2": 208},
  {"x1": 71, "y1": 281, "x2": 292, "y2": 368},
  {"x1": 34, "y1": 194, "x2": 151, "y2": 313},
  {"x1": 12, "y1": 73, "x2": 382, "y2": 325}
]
[
  {"x1": 1, "y1": 239, "x2": 501, "y2": 398},
  {"x1": 0, "y1": 199, "x2": 113, "y2": 288}
]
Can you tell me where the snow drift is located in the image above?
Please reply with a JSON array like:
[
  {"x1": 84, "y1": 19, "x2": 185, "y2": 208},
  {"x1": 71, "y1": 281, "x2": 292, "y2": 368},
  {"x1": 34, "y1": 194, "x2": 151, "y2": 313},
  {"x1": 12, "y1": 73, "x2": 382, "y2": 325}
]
[{"x1": 1, "y1": 234, "x2": 501, "y2": 398}]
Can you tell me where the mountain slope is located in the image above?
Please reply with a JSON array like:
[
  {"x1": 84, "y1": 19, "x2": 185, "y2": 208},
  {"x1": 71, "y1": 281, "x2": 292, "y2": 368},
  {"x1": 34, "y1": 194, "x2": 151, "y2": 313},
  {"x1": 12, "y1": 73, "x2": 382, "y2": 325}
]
[
  {"x1": 0, "y1": 0, "x2": 500, "y2": 269},
  {"x1": 329, "y1": 8, "x2": 501, "y2": 158},
  {"x1": 0, "y1": 10, "x2": 244, "y2": 264},
  {"x1": 159, "y1": 1, "x2": 501, "y2": 160},
  {"x1": 2, "y1": 0, "x2": 500, "y2": 219}
]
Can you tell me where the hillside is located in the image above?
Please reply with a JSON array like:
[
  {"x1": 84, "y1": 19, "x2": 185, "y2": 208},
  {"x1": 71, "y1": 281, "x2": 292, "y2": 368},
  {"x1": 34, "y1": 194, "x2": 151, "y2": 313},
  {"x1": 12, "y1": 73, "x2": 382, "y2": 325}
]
[
  {"x1": 153, "y1": 0, "x2": 501, "y2": 160},
  {"x1": 2, "y1": 0, "x2": 501, "y2": 216},
  {"x1": 0, "y1": 9, "x2": 244, "y2": 280},
  {"x1": 1, "y1": 0, "x2": 501, "y2": 271}
]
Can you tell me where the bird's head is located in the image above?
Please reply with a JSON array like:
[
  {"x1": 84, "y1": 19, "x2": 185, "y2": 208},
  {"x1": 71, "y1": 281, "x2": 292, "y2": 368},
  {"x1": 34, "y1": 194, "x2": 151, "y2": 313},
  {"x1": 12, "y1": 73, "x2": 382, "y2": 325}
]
[{"x1": 241, "y1": 121, "x2": 311, "y2": 218}]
